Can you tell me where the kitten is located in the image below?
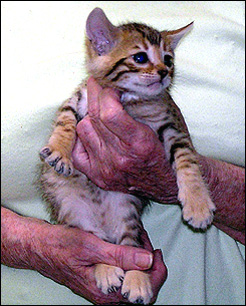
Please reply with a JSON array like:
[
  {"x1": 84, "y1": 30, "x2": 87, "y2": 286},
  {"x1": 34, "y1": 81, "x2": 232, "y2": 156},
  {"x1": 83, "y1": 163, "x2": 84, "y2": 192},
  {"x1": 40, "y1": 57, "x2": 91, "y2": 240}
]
[{"x1": 38, "y1": 8, "x2": 215, "y2": 305}]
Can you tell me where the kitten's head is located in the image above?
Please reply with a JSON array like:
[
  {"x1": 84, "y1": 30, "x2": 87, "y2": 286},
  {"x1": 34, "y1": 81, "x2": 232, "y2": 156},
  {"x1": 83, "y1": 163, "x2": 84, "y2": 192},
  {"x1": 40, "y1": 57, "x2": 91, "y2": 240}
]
[{"x1": 85, "y1": 8, "x2": 193, "y2": 99}]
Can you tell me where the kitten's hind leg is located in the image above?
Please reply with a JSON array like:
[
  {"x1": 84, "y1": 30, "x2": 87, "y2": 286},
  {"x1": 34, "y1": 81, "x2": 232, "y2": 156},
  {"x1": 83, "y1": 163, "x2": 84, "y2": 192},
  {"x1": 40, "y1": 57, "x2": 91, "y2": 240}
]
[
  {"x1": 94, "y1": 199, "x2": 153, "y2": 304},
  {"x1": 119, "y1": 212, "x2": 153, "y2": 305}
]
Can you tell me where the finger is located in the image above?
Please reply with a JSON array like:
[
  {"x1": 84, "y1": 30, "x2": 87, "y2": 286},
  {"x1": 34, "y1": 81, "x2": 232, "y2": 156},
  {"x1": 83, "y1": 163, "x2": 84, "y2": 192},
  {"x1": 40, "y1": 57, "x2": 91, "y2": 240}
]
[
  {"x1": 87, "y1": 76, "x2": 103, "y2": 119},
  {"x1": 76, "y1": 116, "x2": 102, "y2": 155},
  {"x1": 140, "y1": 226, "x2": 154, "y2": 253},
  {"x1": 72, "y1": 137, "x2": 90, "y2": 174},
  {"x1": 87, "y1": 78, "x2": 120, "y2": 143},
  {"x1": 76, "y1": 116, "x2": 122, "y2": 171},
  {"x1": 73, "y1": 117, "x2": 103, "y2": 177},
  {"x1": 80, "y1": 230, "x2": 154, "y2": 271},
  {"x1": 71, "y1": 229, "x2": 152, "y2": 271},
  {"x1": 149, "y1": 249, "x2": 168, "y2": 301},
  {"x1": 98, "y1": 88, "x2": 147, "y2": 144},
  {"x1": 101, "y1": 242, "x2": 154, "y2": 271}
]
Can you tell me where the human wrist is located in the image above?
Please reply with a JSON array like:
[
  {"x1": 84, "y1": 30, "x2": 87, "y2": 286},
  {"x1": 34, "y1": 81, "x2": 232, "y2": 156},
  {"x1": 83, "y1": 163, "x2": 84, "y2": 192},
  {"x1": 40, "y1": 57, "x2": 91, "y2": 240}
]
[
  {"x1": 197, "y1": 154, "x2": 245, "y2": 243},
  {"x1": 129, "y1": 159, "x2": 178, "y2": 204},
  {"x1": 197, "y1": 154, "x2": 245, "y2": 204}
]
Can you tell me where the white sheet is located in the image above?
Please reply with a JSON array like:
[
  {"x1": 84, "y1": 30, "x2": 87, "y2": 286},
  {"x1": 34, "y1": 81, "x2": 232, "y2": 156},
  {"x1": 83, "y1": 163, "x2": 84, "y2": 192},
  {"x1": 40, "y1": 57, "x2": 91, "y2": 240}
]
[{"x1": 1, "y1": 1, "x2": 245, "y2": 305}]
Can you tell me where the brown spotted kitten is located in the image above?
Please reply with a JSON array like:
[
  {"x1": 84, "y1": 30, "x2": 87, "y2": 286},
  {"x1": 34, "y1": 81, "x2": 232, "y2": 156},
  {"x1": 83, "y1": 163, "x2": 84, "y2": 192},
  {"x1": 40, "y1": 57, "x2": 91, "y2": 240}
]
[{"x1": 39, "y1": 8, "x2": 215, "y2": 305}]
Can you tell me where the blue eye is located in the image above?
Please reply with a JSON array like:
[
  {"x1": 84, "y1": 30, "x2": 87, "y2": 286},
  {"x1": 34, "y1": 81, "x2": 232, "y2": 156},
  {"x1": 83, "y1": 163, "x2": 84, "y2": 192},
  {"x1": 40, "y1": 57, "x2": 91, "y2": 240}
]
[
  {"x1": 164, "y1": 54, "x2": 173, "y2": 67},
  {"x1": 132, "y1": 52, "x2": 148, "y2": 64}
]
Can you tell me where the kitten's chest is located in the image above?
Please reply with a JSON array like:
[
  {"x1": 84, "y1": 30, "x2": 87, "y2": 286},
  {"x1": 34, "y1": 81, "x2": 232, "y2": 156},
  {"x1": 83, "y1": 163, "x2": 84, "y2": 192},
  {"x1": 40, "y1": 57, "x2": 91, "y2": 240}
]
[
  {"x1": 123, "y1": 100, "x2": 171, "y2": 133},
  {"x1": 76, "y1": 86, "x2": 173, "y2": 134}
]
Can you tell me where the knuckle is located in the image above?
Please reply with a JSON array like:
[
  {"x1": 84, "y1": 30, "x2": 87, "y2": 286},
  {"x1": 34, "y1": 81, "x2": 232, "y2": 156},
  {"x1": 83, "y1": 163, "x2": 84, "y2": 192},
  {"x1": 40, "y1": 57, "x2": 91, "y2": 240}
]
[
  {"x1": 100, "y1": 107, "x2": 119, "y2": 125},
  {"x1": 101, "y1": 166, "x2": 115, "y2": 186},
  {"x1": 78, "y1": 116, "x2": 91, "y2": 132},
  {"x1": 117, "y1": 155, "x2": 132, "y2": 170},
  {"x1": 109, "y1": 245, "x2": 125, "y2": 267},
  {"x1": 133, "y1": 133, "x2": 156, "y2": 157}
]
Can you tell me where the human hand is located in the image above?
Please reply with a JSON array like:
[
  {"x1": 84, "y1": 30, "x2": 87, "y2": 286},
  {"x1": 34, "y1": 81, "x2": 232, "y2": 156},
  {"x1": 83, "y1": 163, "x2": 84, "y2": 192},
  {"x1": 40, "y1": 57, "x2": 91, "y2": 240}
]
[
  {"x1": 29, "y1": 219, "x2": 167, "y2": 304},
  {"x1": 72, "y1": 77, "x2": 179, "y2": 203},
  {"x1": 71, "y1": 78, "x2": 246, "y2": 244}
]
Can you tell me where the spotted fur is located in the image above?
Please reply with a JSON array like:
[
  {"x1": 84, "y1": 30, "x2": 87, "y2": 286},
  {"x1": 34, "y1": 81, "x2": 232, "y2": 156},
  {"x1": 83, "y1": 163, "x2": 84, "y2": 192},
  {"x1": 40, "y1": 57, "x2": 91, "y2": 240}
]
[{"x1": 38, "y1": 8, "x2": 215, "y2": 304}]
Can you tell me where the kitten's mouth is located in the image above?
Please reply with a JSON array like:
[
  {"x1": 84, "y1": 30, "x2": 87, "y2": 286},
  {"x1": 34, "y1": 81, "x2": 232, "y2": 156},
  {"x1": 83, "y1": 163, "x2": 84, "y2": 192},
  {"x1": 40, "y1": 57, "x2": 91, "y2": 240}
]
[
  {"x1": 146, "y1": 80, "x2": 165, "y2": 92},
  {"x1": 147, "y1": 81, "x2": 162, "y2": 87},
  {"x1": 133, "y1": 79, "x2": 167, "y2": 93},
  {"x1": 145, "y1": 78, "x2": 170, "y2": 92}
]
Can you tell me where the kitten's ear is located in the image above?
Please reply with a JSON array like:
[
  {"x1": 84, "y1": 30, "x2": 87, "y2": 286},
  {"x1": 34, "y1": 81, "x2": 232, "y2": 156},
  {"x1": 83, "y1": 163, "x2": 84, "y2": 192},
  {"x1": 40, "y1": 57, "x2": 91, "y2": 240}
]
[
  {"x1": 162, "y1": 22, "x2": 194, "y2": 50},
  {"x1": 86, "y1": 7, "x2": 120, "y2": 56}
]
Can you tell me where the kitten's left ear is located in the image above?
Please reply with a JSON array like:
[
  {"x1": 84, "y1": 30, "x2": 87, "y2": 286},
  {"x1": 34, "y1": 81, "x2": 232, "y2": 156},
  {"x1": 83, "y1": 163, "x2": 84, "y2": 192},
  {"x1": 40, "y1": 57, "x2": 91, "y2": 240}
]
[
  {"x1": 86, "y1": 7, "x2": 120, "y2": 56},
  {"x1": 162, "y1": 22, "x2": 194, "y2": 50}
]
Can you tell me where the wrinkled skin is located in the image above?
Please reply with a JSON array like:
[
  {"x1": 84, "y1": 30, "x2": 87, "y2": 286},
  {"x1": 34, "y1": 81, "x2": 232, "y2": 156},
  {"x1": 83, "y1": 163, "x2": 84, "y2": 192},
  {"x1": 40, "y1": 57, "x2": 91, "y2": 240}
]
[
  {"x1": 72, "y1": 77, "x2": 179, "y2": 202},
  {"x1": 1, "y1": 207, "x2": 167, "y2": 305},
  {"x1": 72, "y1": 77, "x2": 245, "y2": 244},
  {"x1": 1, "y1": 77, "x2": 244, "y2": 306}
]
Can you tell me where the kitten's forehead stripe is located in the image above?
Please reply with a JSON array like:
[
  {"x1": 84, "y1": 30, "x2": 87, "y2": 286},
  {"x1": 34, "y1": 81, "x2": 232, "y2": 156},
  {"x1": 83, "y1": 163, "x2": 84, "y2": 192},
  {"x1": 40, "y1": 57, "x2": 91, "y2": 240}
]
[{"x1": 120, "y1": 23, "x2": 162, "y2": 46}]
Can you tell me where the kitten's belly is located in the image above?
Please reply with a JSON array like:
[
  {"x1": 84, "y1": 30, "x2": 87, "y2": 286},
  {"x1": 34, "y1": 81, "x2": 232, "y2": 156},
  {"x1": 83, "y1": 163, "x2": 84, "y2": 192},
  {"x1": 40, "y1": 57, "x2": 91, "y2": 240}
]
[{"x1": 42, "y1": 167, "x2": 141, "y2": 243}]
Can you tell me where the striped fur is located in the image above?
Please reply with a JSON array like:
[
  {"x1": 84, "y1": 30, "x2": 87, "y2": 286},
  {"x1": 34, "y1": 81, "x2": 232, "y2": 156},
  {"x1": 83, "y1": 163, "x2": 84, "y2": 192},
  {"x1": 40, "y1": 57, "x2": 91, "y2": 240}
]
[{"x1": 38, "y1": 8, "x2": 215, "y2": 304}]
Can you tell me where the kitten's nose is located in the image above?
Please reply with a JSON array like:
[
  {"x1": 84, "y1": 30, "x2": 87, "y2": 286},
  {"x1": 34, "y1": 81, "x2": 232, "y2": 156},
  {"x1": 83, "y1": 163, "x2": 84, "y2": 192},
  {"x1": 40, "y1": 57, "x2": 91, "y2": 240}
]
[{"x1": 158, "y1": 69, "x2": 168, "y2": 80}]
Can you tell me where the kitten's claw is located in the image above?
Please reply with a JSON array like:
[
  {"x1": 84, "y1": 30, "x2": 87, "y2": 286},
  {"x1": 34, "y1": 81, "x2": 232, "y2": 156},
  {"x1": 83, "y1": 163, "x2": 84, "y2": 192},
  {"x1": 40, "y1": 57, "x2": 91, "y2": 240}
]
[
  {"x1": 54, "y1": 158, "x2": 73, "y2": 177},
  {"x1": 39, "y1": 147, "x2": 52, "y2": 159},
  {"x1": 122, "y1": 292, "x2": 129, "y2": 299},
  {"x1": 48, "y1": 156, "x2": 61, "y2": 167},
  {"x1": 95, "y1": 266, "x2": 153, "y2": 304},
  {"x1": 135, "y1": 297, "x2": 144, "y2": 304},
  {"x1": 107, "y1": 285, "x2": 120, "y2": 293},
  {"x1": 40, "y1": 146, "x2": 73, "y2": 177}
]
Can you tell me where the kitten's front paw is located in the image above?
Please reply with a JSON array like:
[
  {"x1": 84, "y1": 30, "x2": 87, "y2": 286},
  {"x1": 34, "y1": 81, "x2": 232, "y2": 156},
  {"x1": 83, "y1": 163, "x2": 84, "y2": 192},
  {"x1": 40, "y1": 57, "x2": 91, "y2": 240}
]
[
  {"x1": 181, "y1": 192, "x2": 216, "y2": 229},
  {"x1": 94, "y1": 264, "x2": 124, "y2": 294},
  {"x1": 40, "y1": 146, "x2": 73, "y2": 177},
  {"x1": 121, "y1": 270, "x2": 153, "y2": 305}
]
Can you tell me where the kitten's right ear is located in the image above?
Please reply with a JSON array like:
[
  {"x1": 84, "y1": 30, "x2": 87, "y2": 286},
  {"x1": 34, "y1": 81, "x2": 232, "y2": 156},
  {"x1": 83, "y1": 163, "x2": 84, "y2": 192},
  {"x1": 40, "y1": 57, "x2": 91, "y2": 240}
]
[
  {"x1": 162, "y1": 22, "x2": 194, "y2": 50},
  {"x1": 86, "y1": 8, "x2": 119, "y2": 56}
]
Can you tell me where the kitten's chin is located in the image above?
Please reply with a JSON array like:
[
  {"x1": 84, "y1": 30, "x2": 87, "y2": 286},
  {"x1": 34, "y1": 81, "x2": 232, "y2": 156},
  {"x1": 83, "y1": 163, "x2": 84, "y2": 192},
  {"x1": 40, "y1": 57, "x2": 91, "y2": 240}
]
[
  {"x1": 146, "y1": 81, "x2": 164, "y2": 92},
  {"x1": 121, "y1": 85, "x2": 166, "y2": 103},
  {"x1": 135, "y1": 77, "x2": 171, "y2": 98},
  {"x1": 138, "y1": 81, "x2": 168, "y2": 98}
]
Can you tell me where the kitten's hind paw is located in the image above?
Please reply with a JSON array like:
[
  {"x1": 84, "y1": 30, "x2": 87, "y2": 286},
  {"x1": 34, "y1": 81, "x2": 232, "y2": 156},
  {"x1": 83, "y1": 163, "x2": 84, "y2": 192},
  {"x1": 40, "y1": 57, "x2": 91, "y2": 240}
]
[
  {"x1": 121, "y1": 270, "x2": 153, "y2": 305},
  {"x1": 94, "y1": 264, "x2": 124, "y2": 295},
  {"x1": 40, "y1": 146, "x2": 73, "y2": 177}
]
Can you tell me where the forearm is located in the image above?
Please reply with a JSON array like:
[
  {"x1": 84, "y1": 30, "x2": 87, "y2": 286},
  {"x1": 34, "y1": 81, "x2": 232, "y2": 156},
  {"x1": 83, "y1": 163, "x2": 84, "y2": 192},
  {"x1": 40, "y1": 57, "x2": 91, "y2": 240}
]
[
  {"x1": 1, "y1": 206, "x2": 166, "y2": 304},
  {"x1": 1, "y1": 206, "x2": 50, "y2": 269},
  {"x1": 199, "y1": 156, "x2": 245, "y2": 244},
  {"x1": 139, "y1": 155, "x2": 245, "y2": 244}
]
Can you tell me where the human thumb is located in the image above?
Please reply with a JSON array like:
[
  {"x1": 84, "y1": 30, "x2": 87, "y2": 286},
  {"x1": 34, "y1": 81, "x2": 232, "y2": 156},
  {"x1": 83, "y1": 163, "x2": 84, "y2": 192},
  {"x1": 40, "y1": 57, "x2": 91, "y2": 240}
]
[{"x1": 103, "y1": 244, "x2": 154, "y2": 271}]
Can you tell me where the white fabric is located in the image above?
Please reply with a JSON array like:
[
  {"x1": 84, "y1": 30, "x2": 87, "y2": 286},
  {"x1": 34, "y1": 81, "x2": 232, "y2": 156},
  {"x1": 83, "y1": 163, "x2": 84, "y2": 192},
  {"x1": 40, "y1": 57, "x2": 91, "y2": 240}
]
[{"x1": 1, "y1": 1, "x2": 245, "y2": 305}]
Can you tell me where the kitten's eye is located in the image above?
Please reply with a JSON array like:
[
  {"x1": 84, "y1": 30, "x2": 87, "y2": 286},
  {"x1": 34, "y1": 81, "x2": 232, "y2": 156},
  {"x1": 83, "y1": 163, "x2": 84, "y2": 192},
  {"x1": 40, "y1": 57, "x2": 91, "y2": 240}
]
[
  {"x1": 132, "y1": 52, "x2": 149, "y2": 64},
  {"x1": 164, "y1": 54, "x2": 173, "y2": 67}
]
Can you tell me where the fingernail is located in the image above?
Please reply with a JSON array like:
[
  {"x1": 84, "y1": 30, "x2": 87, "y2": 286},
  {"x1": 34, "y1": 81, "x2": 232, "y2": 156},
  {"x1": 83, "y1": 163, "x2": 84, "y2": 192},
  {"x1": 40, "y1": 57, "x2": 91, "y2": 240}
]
[{"x1": 134, "y1": 252, "x2": 153, "y2": 269}]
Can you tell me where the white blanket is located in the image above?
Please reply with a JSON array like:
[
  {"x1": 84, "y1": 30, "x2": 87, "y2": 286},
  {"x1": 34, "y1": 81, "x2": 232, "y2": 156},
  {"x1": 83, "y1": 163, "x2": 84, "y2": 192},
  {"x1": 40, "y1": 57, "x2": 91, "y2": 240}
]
[{"x1": 1, "y1": 1, "x2": 245, "y2": 305}]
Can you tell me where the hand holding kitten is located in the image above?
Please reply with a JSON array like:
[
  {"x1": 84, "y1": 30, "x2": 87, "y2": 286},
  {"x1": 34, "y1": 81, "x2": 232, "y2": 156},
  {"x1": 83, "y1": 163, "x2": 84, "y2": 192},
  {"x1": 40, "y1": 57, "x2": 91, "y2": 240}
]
[
  {"x1": 72, "y1": 77, "x2": 245, "y2": 245},
  {"x1": 72, "y1": 77, "x2": 179, "y2": 203},
  {"x1": 1, "y1": 207, "x2": 167, "y2": 305}
]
